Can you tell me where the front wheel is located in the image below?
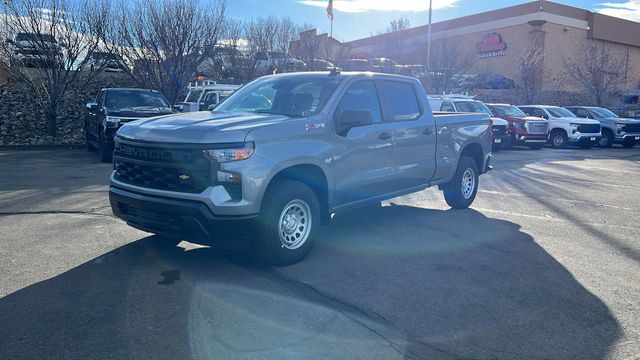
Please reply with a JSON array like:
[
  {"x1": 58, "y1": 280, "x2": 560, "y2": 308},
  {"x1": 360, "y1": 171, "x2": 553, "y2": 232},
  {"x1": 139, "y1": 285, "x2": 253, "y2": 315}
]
[
  {"x1": 598, "y1": 130, "x2": 614, "y2": 148},
  {"x1": 98, "y1": 131, "x2": 113, "y2": 163},
  {"x1": 257, "y1": 180, "x2": 321, "y2": 266},
  {"x1": 443, "y1": 156, "x2": 479, "y2": 209},
  {"x1": 550, "y1": 130, "x2": 569, "y2": 149}
]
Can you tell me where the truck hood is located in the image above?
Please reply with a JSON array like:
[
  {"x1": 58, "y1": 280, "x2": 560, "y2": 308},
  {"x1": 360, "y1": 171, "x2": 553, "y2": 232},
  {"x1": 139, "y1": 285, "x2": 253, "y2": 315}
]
[
  {"x1": 554, "y1": 117, "x2": 600, "y2": 124},
  {"x1": 603, "y1": 117, "x2": 640, "y2": 124},
  {"x1": 500, "y1": 115, "x2": 546, "y2": 122},
  {"x1": 116, "y1": 111, "x2": 291, "y2": 144}
]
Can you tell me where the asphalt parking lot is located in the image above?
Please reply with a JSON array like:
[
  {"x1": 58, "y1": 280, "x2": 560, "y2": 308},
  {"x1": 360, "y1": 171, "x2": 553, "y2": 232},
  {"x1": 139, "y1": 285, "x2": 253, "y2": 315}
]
[{"x1": 1, "y1": 146, "x2": 639, "y2": 360}]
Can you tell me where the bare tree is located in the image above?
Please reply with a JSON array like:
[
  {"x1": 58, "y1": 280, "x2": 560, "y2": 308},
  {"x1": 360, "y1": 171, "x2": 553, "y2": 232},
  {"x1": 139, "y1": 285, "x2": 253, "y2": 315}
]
[
  {"x1": 425, "y1": 41, "x2": 476, "y2": 94},
  {"x1": 387, "y1": 17, "x2": 411, "y2": 33},
  {"x1": 0, "y1": 0, "x2": 110, "y2": 136},
  {"x1": 111, "y1": 0, "x2": 227, "y2": 105},
  {"x1": 518, "y1": 47, "x2": 545, "y2": 104},
  {"x1": 563, "y1": 40, "x2": 627, "y2": 106}
]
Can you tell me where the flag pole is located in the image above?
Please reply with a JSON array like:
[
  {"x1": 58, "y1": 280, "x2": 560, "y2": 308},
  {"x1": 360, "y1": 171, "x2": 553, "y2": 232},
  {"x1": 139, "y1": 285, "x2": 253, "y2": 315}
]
[{"x1": 427, "y1": 0, "x2": 432, "y2": 68}]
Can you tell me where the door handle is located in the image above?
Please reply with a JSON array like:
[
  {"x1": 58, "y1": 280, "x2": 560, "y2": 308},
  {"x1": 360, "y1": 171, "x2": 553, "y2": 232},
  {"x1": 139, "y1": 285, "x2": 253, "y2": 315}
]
[
  {"x1": 378, "y1": 132, "x2": 392, "y2": 140},
  {"x1": 423, "y1": 128, "x2": 434, "y2": 135}
]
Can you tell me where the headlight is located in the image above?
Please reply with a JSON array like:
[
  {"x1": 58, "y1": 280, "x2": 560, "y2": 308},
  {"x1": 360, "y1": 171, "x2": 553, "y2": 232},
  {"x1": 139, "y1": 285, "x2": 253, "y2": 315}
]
[
  {"x1": 105, "y1": 116, "x2": 121, "y2": 127},
  {"x1": 204, "y1": 142, "x2": 254, "y2": 163}
]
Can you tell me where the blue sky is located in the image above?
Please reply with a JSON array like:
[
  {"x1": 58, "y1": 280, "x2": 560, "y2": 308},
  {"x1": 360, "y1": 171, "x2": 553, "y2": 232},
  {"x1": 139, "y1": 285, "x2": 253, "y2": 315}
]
[{"x1": 227, "y1": 0, "x2": 640, "y2": 41}]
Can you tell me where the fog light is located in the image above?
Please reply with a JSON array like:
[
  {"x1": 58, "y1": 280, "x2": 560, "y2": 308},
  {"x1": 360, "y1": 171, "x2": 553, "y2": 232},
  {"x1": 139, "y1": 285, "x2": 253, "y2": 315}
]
[{"x1": 217, "y1": 171, "x2": 241, "y2": 183}]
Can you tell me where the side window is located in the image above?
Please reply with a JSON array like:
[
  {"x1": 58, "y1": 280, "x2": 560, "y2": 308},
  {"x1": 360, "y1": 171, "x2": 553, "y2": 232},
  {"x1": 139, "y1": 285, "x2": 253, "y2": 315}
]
[
  {"x1": 440, "y1": 102, "x2": 455, "y2": 112},
  {"x1": 576, "y1": 109, "x2": 591, "y2": 118},
  {"x1": 334, "y1": 81, "x2": 382, "y2": 124},
  {"x1": 380, "y1": 81, "x2": 421, "y2": 121},
  {"x1": 533, "y1": 108, "x2": 548, "y2": 119}
]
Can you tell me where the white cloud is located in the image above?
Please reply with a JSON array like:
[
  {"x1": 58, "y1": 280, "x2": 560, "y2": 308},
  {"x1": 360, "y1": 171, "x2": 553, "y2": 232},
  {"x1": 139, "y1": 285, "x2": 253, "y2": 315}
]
[
  {"x1": 596, "y1": 1, "x2": 640, "y2": 22},
  {"x1": 299, "y1": 0, "x2": 458, "y2": 13}
]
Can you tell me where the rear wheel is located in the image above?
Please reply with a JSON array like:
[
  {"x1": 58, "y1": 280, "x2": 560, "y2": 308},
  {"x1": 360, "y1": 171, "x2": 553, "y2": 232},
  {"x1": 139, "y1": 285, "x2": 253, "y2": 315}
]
[
  {"x1": 598, "y1": 129, "x2": 615, "y2": 148},
  {"x1": 257, "y1": 180, "x2": 321, "y2": 266},
  {"x1": 550, "y1": 130, "x2": 568, "y2": 149},
  {"x1": 443, "y1": 156, "x2": 479, "y2": 209},
  {"x1": 622, "y1": 138, "x2": 638, "y2": 148}
]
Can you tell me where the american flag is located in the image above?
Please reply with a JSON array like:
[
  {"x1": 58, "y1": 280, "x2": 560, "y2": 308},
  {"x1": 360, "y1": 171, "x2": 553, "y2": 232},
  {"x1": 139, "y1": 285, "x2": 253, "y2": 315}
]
[{"x1": 326, "y1": 0, "x2": 334, "y2": 21}]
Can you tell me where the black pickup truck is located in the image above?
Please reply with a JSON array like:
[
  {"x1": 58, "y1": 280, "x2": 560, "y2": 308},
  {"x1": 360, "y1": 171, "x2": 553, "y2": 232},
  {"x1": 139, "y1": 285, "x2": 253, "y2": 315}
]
[{"x1": 85, "y1": 88, "x2": 174, "y2": 162}]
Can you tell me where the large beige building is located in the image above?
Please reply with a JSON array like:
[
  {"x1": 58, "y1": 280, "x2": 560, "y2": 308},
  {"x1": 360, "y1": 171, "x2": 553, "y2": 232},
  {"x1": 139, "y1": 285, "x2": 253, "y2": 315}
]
[{"x1": 340, "y1": 1, "x2": 640, "y2": 92}]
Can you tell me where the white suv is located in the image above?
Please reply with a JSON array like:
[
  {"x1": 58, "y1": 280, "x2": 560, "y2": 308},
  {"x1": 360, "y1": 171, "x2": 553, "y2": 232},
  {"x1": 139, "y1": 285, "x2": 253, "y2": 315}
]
[{"x1": 519, "y1": 105, "x2": 602, "y2": 149}]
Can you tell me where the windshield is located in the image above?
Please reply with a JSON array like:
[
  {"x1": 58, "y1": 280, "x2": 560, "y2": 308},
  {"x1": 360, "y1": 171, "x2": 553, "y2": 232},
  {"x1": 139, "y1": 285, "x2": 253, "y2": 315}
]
[
  {"x1": 591, "y1": 108, "x2": 618, "y2": 118},
  {"x1": 105, "y1": 91, "x2": 170, "y2": 109},
  {"x1": 491, "y1": 105, "x2": 527, "y2": 118},
  {"x1": 547, "y1": 107, "x2": 576, "y2": 118},
  {"x1": 186, "y1": 90, "x2": 203, "y2": 103},
  {"x1": 454, "y1": 101, "x2": 494, "y2": 116},
  {"x1": 215, "y1": 76, "x2": 341, "y2": 117}
]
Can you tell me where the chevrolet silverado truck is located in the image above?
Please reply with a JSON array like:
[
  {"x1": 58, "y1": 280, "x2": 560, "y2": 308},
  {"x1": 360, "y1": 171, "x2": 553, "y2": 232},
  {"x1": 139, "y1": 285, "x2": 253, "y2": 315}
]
[
  {"x1": 564, "y1": 106, "x2": 640, "y2": 148},
  {"x1": 109, "y1": 72, "x2": 492, "y2": 265},
  {"x1": 519, "y1": 105, "x2": 602, "y2": 149},
  {"x1": 487, "y1": 103, "x2": 549, "y2": 149}
]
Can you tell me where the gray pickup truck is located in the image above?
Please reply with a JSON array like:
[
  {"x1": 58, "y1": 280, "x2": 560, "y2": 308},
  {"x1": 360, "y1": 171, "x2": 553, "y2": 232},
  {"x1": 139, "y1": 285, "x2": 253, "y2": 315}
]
[{"x1": 109, "y1": 72, "x2": 492, "y2": 265}]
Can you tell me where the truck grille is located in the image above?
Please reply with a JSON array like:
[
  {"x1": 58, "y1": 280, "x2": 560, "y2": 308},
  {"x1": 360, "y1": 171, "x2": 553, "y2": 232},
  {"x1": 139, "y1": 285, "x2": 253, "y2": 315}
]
[
  {"x1": 622, "y1": 123, "x2": 640, "y2": 133},
  {"x1": 491, "y1": 125, "x2": 507, "y2": 137},
  {"x1": 577, "y1": 124, "x2": 601, "y2": 134},
  {"x1": 525, "y1": 121, "x2": 549, "y2": 134},
  {"x1": 113, "y1": 141, "x2": 212, "y2": 193}
]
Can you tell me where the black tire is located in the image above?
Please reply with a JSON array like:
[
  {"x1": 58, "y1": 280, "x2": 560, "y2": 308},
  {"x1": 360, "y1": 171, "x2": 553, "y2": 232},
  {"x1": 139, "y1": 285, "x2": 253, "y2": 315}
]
[
  {"x1": 98, "y1": 130, "x2": 113, "y2": 163},
  {"x1": 257, "y1": 180, "x2": 321, "y2": 266},
  {"x1": 550, "y1": 130, "x2": 569, "y2": 149},
  {"x1": 85, "y1": 124, "x2": 96, "y2": 152},
  {"x1": 598, "y1": 129, "x2": 615, "y2": 148},
  {"x1": 529, "y1": 143, "x2": 544, "y2": 150},
  {"x1": 443, "y1": 156, "x2": 479, "y2": 209},
  {"x1": 622, "y1": 138, "x2": 638, "y2": 148}
]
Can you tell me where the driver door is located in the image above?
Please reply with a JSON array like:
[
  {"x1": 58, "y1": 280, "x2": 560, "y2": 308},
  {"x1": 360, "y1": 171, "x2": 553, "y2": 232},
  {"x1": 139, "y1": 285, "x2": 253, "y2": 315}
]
[{"x1": 332, "y1": 80, "x2": 399, "y2": 207}]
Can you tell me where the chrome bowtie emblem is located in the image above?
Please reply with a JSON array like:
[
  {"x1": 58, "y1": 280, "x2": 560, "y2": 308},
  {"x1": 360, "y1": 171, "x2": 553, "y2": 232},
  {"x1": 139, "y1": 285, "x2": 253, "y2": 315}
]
[{"x1": 178, "y1": 174, "x2": 190, "y2": 180}]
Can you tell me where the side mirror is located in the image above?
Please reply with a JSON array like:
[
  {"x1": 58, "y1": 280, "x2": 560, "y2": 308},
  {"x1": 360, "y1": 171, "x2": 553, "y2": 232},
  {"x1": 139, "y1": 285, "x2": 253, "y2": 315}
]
[
  {"x1": 86, "y1": 102, "x2": 98, "y2": 111},
  {"x1": 337, "y1": 110, "x2": 373, "y2": 135}
]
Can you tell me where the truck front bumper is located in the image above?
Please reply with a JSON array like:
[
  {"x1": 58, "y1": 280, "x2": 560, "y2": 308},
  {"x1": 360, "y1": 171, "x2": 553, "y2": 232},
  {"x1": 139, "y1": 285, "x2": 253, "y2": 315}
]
[
  {"x1": 569, "y1": 133, "x2": 601, "y2": 145},
  {"x1": 615, "y1": 133, "x2": 640, "y2": 142},
  {"x1": 513, "y1": 133, "x2": 548, "y2": 144},
  {"x1": 109, "y1": 186, "x2": 257, "y2": 249}
]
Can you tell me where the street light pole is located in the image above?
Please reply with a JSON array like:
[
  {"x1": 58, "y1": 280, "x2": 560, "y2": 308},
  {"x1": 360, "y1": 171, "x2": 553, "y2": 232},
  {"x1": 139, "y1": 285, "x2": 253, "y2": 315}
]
[{"x1": 427, "y1": 0, "x2": 432, "y2": 69}]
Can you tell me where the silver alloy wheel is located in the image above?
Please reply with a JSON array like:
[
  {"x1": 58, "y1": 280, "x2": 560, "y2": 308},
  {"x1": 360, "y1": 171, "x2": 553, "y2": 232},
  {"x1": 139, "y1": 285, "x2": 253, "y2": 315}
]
[
  {"x1": 599, "y1": 133, "x2": 609, "y2": 146},
  {"x1": 278, "y1": 199, "x2": 312, "y2": 250},
  {"x1": 553, "y1": 134, "x2": 564, "y2": 147},
  {"x1": 461, "y1": 168, "x2": 475, "y2": 200}
]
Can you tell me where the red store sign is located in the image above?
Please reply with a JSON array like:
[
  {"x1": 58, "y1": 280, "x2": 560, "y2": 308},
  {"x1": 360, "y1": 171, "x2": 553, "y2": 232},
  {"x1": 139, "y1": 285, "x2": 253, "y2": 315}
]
[{"x1": 476, "y1": 32, "x2": 507, "y2": 58}]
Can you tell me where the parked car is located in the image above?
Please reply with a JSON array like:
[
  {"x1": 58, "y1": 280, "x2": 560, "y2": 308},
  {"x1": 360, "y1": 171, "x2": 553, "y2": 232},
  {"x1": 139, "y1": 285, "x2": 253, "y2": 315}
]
[
  {"x1": 518, "y1": 105, "x2": 601, "y2": 149},
  {"x1": 336, "y1": 59, "x2": 370, "y2": 71},
  {"x1": 369, "y1": 57, "x2": 398, "y2": 74},
  {"x1": 197, "y1": 46, "x2": 246, "y2": 77},
  {"x1": 564, "y1": 106, "x2": 640, "y2": 148},
  {"x1": 175, "y1": 79, "x2": 242, "y2": 112},
  {"x1": 85, "y1": 52, "x2": 128, "y2": 72},
  {"x1": 255, "y1": 51, "x2": 306, "y2": 73},
  {"x1": 305, "y1": 59, "x2": 338, "y2": 71},
  {"x1": 109, "y1": 72, "x2": 492, "y2": 265},
  {"x1": 85, "y1": 88, "x2": 174, "y2": 162},
  {"x1": 487, "y1": 103, "x2": 549, "y2": 149},
  {"x1": 429, "y1": 96, "x2": 511, "y2": 150},
  {"x1": 9, "y1": 32, "x2": 61, "y2": 68}
]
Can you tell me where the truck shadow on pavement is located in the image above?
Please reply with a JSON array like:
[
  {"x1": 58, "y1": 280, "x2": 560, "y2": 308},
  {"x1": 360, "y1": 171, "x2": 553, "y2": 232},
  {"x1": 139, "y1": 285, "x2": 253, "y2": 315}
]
[{"x1": 0, "y1": 206, "x2": 621, "y2": 360}]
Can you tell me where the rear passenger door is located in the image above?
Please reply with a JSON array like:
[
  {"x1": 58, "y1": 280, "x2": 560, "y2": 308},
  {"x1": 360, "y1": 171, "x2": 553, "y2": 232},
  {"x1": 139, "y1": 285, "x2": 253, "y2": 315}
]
[{"x1": 378, "y1": 80, "x2": 437, "y2": 189}]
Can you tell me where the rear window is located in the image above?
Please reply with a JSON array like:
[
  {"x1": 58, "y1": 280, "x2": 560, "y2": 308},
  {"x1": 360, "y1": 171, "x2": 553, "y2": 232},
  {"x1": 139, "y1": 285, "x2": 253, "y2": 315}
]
[{"x1": 381, "y1": 81, "x2": 421, "y2": 121}]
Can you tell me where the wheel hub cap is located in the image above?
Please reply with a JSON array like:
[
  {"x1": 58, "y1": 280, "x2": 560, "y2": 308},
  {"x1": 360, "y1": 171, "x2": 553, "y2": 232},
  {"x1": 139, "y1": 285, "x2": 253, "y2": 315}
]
[
  {"x1": 278, "y1": 199, "x2": 312, "y2": 250},
  {"x1": 461, "y1": 168, "x2": 475, "y2": 200}
]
